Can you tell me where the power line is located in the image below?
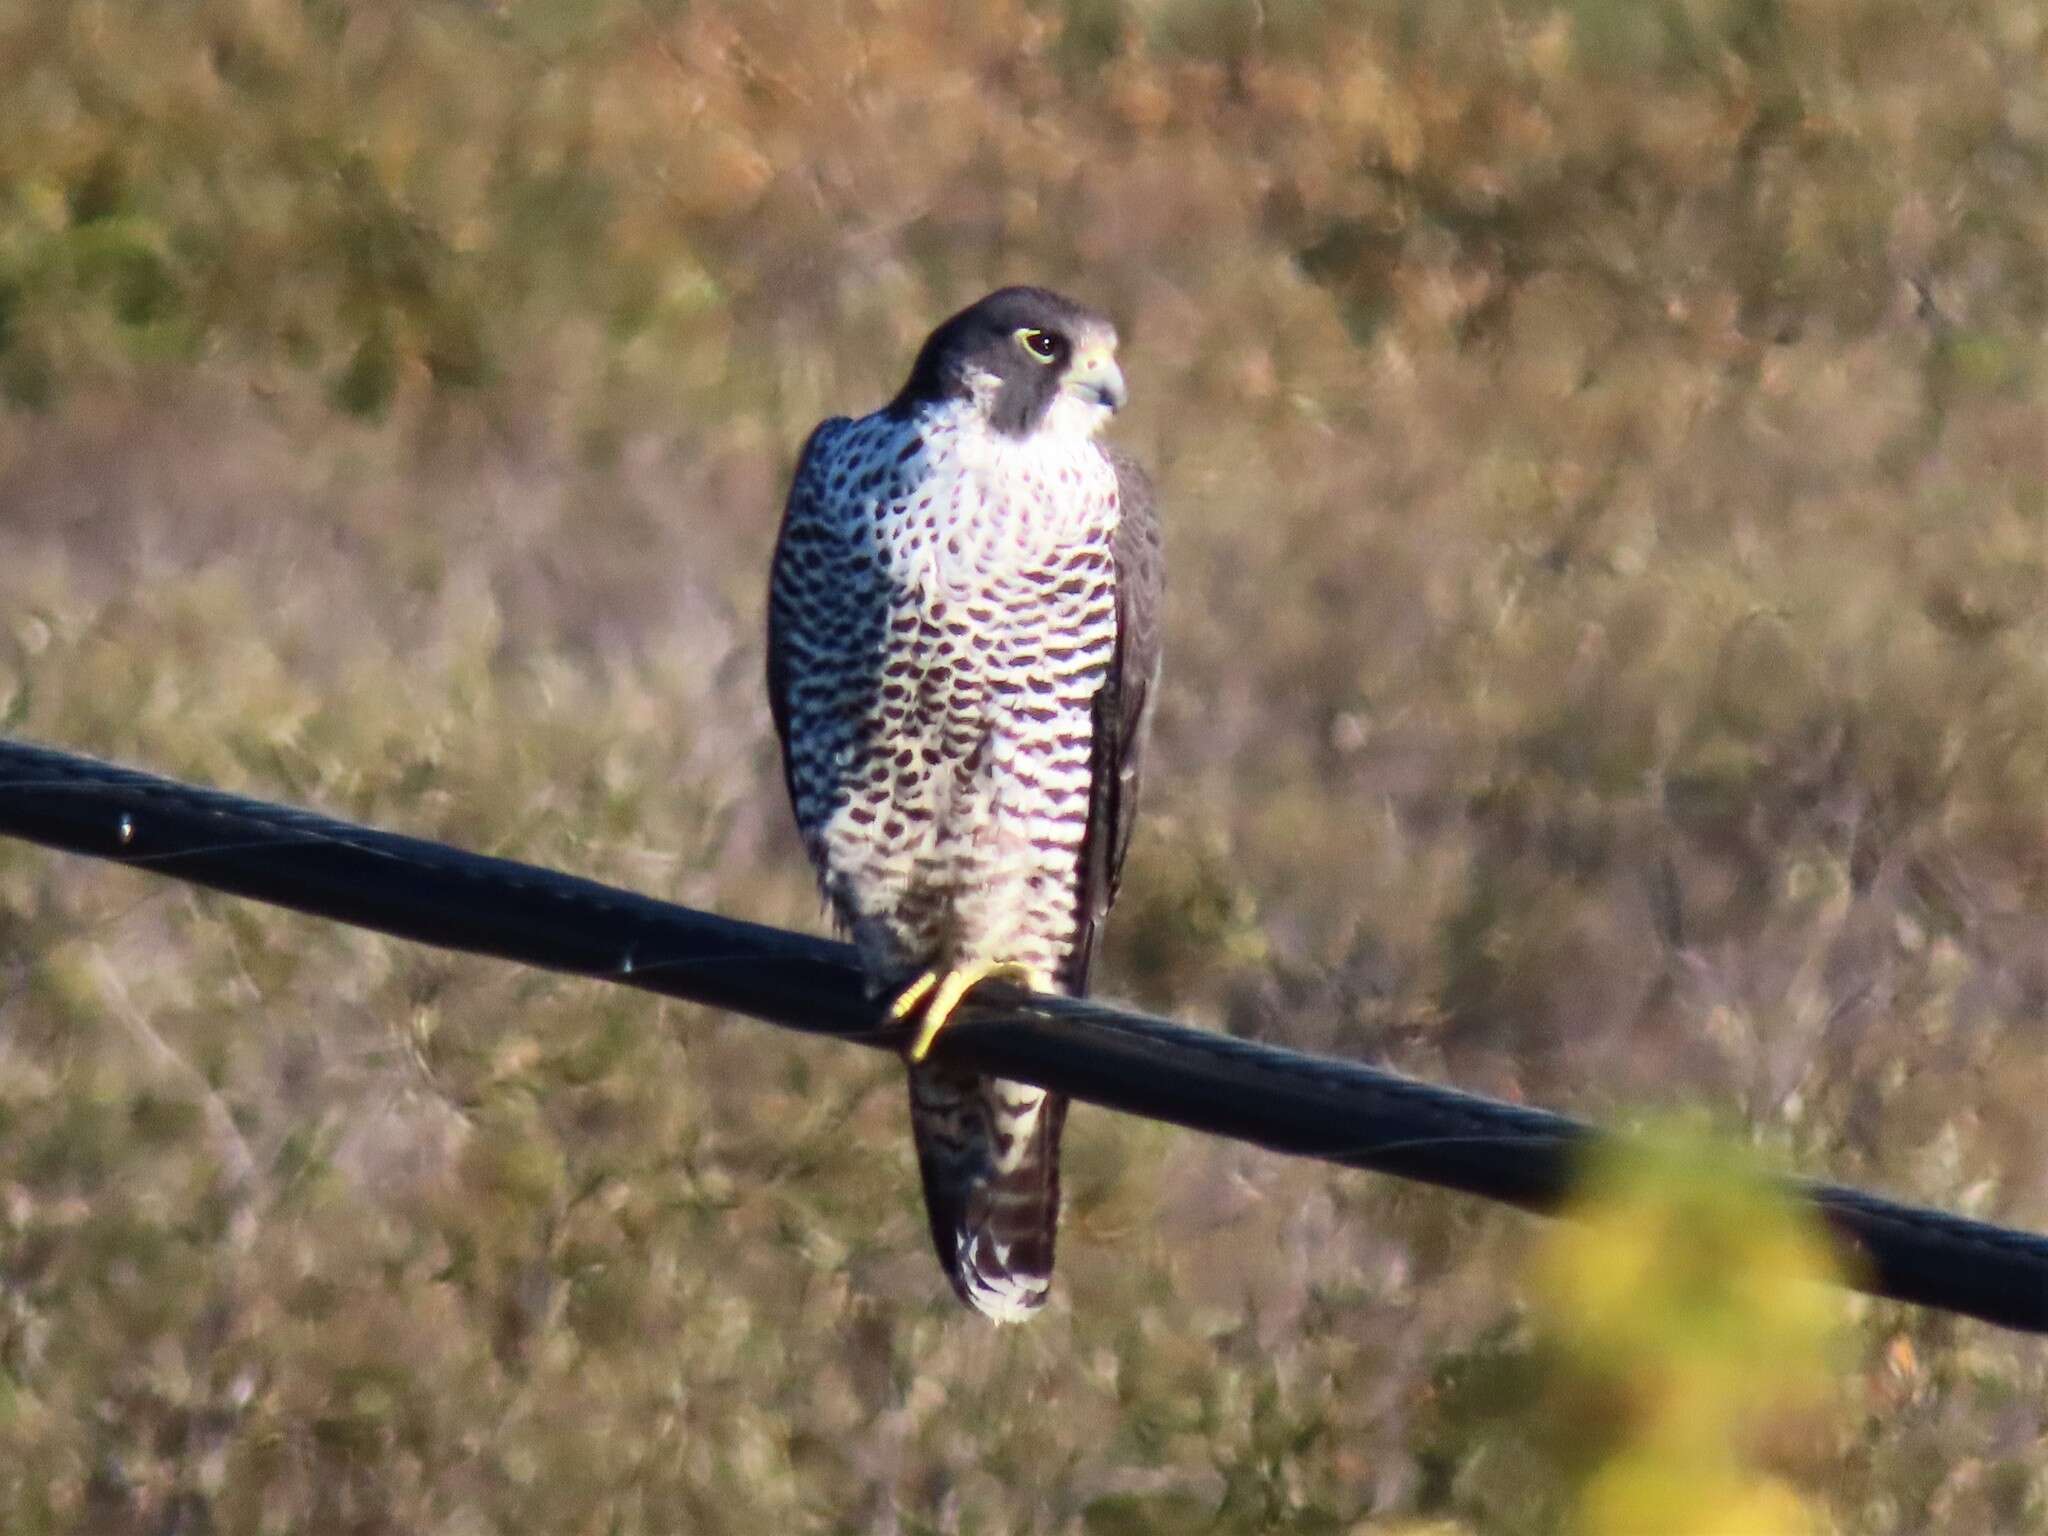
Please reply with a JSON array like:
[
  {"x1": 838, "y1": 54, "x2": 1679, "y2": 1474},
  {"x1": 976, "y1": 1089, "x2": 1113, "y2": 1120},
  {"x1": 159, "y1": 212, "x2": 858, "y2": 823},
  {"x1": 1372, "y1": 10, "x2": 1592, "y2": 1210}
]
[{"x1": 1, "y1": 734, "x2": 2043, "y2": 1333}]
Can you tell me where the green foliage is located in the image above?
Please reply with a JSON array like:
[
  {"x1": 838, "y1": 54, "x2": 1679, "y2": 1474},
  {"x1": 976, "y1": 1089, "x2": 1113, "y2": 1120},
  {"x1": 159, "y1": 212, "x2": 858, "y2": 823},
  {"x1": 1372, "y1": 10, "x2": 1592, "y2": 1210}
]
[
  {"x1": 1, "y1": 0, "x2": 2045, "y2": 1530},
  {"x1": 1537, "y1": 1129, "x2": 1840, "y2": 1536},
  {"x1": 1415, "y1": 1133, "x2": 1845, "y2": 1536}
]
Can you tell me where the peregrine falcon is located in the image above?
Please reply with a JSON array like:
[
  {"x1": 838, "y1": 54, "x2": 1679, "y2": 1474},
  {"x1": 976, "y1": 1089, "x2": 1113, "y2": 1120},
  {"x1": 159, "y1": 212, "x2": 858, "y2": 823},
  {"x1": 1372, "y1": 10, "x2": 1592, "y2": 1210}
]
[{"x1": 767, "y1": 287, "x2": 1163, "y2": 1320}]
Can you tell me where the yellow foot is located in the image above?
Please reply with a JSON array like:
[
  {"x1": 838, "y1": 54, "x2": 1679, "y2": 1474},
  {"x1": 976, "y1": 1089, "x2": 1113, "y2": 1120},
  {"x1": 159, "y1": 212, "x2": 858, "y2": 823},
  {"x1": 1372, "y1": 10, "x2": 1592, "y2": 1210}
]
[{"x1": 889, "y1": 961, "x2": 1045, "y2": 1062}]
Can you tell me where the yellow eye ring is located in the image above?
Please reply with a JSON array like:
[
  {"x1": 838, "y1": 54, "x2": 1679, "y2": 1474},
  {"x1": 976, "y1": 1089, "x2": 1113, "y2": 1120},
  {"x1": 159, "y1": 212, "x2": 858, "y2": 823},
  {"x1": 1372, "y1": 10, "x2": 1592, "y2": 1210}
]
[{"x1": 1016, "y1": 327, "x2": 1060, "y2": 362}]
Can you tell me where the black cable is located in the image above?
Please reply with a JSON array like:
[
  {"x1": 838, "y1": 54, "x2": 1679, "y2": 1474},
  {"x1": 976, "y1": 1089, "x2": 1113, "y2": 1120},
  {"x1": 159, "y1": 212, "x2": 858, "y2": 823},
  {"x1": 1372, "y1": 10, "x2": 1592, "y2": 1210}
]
[{"x1": 1, "y1": 734, "x2": 2043, "y2": 1333}]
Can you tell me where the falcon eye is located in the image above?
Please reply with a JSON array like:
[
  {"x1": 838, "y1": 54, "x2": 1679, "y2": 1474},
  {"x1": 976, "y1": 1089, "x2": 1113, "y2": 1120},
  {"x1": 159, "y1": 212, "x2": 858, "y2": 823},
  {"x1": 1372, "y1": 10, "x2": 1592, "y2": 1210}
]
[{"x1": 1016, "y1": 327, "x2": 1061, "y2": 363}]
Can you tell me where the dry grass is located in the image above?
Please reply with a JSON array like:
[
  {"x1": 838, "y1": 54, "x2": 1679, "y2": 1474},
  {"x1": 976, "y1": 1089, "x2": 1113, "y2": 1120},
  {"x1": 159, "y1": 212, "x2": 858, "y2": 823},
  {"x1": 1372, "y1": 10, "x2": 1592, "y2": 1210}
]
[{"x1": 0, "y1": 0, "x2": 2044, "y2": 1529}]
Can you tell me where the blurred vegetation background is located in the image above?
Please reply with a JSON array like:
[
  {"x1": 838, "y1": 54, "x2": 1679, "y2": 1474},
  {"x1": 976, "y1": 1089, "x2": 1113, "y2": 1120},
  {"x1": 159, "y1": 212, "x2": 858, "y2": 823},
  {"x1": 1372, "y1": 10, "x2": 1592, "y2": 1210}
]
[{"x1": 0, "y1": 0, "x2": 2043, "y2": 1529}]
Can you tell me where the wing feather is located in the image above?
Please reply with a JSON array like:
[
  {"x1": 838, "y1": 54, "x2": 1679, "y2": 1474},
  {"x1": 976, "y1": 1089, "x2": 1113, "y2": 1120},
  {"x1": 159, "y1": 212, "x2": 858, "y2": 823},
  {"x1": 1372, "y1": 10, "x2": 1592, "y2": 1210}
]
[
  {"x1": 1069, "y1": 446, "x2": 1164, "y2": 991},
  {"x1": 765, "y1": 417, "x2": 850, "y2": 858}
]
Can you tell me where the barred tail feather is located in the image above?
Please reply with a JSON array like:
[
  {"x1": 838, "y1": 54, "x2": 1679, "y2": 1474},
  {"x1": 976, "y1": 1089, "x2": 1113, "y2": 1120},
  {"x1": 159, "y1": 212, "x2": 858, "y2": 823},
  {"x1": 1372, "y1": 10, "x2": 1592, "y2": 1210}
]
[{"x1": 908, "y1": 1063, "x2": 1068, "y2": 1322}]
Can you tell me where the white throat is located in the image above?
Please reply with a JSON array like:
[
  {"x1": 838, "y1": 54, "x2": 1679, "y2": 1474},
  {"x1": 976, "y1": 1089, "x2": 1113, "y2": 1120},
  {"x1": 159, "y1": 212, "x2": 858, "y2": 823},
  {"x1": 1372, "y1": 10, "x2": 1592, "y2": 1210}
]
[{"x1": 904, "y1": 397, "x2": 1120, "y2": 571}]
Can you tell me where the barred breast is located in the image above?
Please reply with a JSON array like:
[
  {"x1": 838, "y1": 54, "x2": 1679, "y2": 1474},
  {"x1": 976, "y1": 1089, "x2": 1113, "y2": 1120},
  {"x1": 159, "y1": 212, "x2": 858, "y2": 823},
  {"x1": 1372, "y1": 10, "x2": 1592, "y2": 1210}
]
[{"x1": 772, "y1": 400, "x2": 1121, "y2": 988}]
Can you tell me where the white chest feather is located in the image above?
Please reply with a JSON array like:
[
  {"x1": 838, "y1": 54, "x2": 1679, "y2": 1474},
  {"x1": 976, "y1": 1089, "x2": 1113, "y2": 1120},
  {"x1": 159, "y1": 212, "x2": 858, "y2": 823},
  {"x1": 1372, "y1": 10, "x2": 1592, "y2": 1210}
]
[{"x1": 884, "y1": 400, "x2": 1120, "y2": 592}]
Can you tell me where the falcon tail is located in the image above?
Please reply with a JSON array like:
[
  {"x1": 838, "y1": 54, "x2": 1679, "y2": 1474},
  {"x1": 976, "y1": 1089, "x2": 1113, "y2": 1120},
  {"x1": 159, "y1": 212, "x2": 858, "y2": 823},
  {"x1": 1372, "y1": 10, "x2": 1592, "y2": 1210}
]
[{"x1": 908, "y1": 1063, "x2": 1068, "y2": 1322}]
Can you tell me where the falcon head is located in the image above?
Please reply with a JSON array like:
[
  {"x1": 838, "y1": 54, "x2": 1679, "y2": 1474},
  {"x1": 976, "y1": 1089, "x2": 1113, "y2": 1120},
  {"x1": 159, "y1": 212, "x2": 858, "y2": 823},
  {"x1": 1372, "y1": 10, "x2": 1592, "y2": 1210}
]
[{"x1": 892, "y1": 286, "x2": 1126, "y2": 440}]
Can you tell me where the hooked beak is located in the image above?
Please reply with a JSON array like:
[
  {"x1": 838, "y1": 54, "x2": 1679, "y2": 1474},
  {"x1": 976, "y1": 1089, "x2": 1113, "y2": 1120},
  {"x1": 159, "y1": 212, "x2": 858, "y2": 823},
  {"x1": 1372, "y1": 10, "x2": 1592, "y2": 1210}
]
[{"x1": 1064, "y1": 347, "x2": 1127, "y2": 413}]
